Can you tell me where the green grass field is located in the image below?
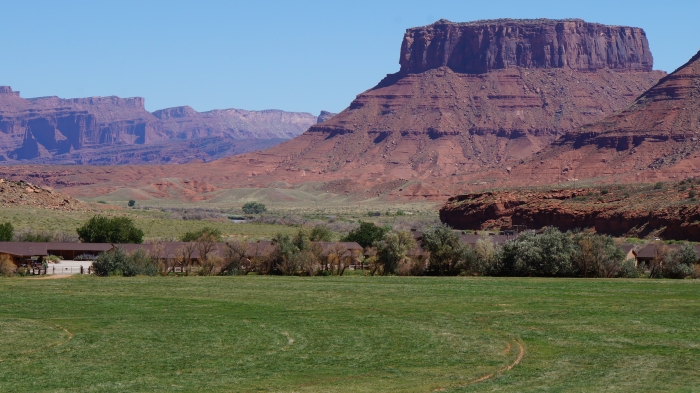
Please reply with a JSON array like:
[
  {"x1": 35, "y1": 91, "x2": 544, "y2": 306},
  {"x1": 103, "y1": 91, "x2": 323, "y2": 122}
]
[{"x1": 1, "y1": 276, "x2": 699, "y2": 392}]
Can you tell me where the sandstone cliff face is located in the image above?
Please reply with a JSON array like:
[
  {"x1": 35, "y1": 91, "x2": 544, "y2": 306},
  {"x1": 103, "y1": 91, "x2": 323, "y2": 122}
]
[
  {"x1": 502, "y1": 49, "x2": 700, "y2": 186},
  {"x1": 400, "y1": 19, "x2": 653, "y2": 74},
  {"x1": 440, "y1": 185, "x2": 700, "y2": 241},
  {"x1": 202, "y1": 19, "x2": 662, "y2": 193},
  {"x1": 0, "y1": 88, "x2": 165, "y2": 160},
  {"x1": 0, "y1": 87, "x2": 325, "y2": 164}
]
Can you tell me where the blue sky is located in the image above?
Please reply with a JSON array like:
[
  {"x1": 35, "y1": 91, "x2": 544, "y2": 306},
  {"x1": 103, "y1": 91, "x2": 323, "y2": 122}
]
[{"x1": 1, "y1": 0, "x2": 697, "y2": 114}]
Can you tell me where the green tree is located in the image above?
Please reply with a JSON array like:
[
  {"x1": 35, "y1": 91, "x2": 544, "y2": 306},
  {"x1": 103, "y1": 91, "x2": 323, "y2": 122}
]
[
  {"x1": 309, "y1": 225, "x2": 334, "y2": 242},
  {"x1": 0, "y1": 222, "x2": 14, "y2": 241},
  {"x1": 77, "y1": 215, "x2": 145, "y2": 244},
  {"x1": 242, "y1": 202, "x2": 267, "y2": 214},
  {"x1": 375, "y1": 230, "x2": 416, "y2": 275},
  {"x1": 180, "y1": 226, "x2": 223, "y2": 242},
  {"x1": 343, "y1": 221, "x2": 390, "y2": 249},
  {"x1": 421, "y1": 224, "x2": 472, "y2": 275},
  {"x1": 572, "y1": 232, "x2": 626, "y2": 278},
  {"x1": 272, "y1": 233, "x2": 301, "y2": 275},
  {"x1": 128, "y1": 200, "x2": 136, "y2": 207},
  {"x1": 497, "y1": 228, "x2": 575, "y2": 277}
]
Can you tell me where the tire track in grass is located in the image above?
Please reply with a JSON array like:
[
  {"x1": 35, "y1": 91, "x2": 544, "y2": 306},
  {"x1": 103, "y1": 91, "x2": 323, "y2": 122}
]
[
  {"x1": 0, "y1": 320, "x2": 74, "y2": 362},
  {"x1": 54, "y1": 323, "x2": 74, "y2": 348},
  {"x1": 433, "y1": 338, "x2": 525, "y2": 392}
]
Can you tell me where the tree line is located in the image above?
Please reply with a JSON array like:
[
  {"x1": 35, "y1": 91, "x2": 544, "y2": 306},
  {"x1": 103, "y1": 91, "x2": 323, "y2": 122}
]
[{"x1": 89, "y1": 222, "x2": 699, "y2": 279}]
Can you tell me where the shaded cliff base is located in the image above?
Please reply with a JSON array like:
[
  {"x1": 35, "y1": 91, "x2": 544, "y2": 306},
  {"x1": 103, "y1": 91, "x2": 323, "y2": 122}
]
[{"x1": 440, "y1": 179, "x2": 700, "y2": 241}]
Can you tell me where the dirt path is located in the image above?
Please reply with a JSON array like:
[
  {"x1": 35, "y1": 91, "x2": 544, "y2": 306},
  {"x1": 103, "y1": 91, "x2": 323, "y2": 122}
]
[{"x1": 26, "y1": 274, "x2": 74, "y2": 280}]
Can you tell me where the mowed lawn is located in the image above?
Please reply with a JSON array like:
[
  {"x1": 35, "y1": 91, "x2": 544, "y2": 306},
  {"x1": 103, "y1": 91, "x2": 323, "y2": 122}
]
[{"x1": 0, "y1": 277, "x2": 698, "y2": 392}]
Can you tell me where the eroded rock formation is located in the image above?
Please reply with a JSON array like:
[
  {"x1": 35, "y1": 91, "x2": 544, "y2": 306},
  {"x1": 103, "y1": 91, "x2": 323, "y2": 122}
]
[
  {"x1": 191, "y1": 18, "x2": 663, "y2": 192},
  {"x1": 505, "y1": 48, "x2": 700, "y2": 185},
  {"x1": 400, "y1": 19, "x2": 653, "y2": 74},
  {"x1": 0, "y1": 87, "x2": 326, "y2": 164}
]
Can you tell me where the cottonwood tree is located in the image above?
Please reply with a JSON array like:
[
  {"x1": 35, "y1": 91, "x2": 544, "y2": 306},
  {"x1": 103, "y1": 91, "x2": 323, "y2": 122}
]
[
  {"x1": 375, "y1": 230, "x2": 416, "y2": 275},
  {"x1": 573, "y1": 232, "x2": 625, "y2": 278},
  {"x1": 222, "y1": 239, "x2": 249, "y2": 275},
  {"x1": 343, "y1": 221, "x2": 390, "y2": 249},
  {"x1": 196, "y1": 233, "x2": 220, "y2": 275},
  {"x1": 176, "y1": 242, "x2": 198, "y2": 275},
  {"x1": 149, "y1": 242, "x2": 170, "y2": 275},
  {"x1": 649, "y1": 241, "x2": 669, "y2": 278},
  {"x1": 473, "y1": 237, "x2": 498, "y2": 275},
  {"x1": 422, "y1": 224, "x2": 472, "y2": 275},
  {"x1": 324, "y1": 242, "x2": 349, "y2": 276}
]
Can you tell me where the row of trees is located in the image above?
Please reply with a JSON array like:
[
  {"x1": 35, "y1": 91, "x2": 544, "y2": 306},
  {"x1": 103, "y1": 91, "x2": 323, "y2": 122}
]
[
  {"x1": 419, "y1": 226, "x2": 697, "y2": 279},
  {"x1": 90, "y1": 222, "x2": 699, "y2": 279},
  {"x1": 92, "y1": 225, "x2": 358, "y2": 277}
]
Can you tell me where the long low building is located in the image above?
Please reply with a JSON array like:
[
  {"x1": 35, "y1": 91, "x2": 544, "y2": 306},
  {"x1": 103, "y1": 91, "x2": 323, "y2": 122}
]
[{"x1": 0, "y1": 241, "x2": 363, "y2": 267}]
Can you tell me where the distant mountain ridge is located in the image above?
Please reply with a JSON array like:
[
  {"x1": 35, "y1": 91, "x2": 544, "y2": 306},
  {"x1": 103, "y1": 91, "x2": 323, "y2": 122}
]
[{"x1": 0, "y1": 86, "x2": 333, "y2": 165}]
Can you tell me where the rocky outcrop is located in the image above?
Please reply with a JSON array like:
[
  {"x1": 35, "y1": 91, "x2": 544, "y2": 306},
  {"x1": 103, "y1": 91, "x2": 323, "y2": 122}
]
[
  {"x1": 0, "y1": 178, "x2": 82, "y2": 211},
  {"x1": 317, "y1": 110, "x2": 336, "y2": 123},
  {"x1": 400, "y1": 19, "x2": 653, "y2": 74},
  {"x1": 440, "y1": 185, "x2": 700, "y2": 241},
  {"x1": 0, "y1": 87, "x2": 326, "y2": 164}
]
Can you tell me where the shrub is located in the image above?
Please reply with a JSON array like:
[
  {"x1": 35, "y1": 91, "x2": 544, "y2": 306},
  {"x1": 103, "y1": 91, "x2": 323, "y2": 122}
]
[
  {"x1": 180, "y1": 226, "x2": 223, "y2": 242},
  {"x1": 125, "y1": 249, "x2": 159, "y2": 277},
  {"x1": 0, "y1": 254, "x2": 16, "y2": 277},
  {"x1": 15, "y1": 230, "x2": 53, "y2": 242},
  {"x1": 653, "y1": 182, "x2": 664, "y2": 190},
  {"x1": 617, "y1": 260, "x2": 640, "y2": 278},
  {"x1": 92, "y1": 247, "x2": 158, "y2": 277},
  {"x1": 690, "y1": 190, "x2": 696, "y2": 198},
  {"x1": 77, "y1": 215, "x2": 144, "y2": 244},
  {"x1": 128, "y1": 199, "x2": 136, "y2": 207},
  {"x1": 46, "y1": 255, "x2": 61, "y2": 263},
  {"x1": 0, "y1": 222, "x2": 13, "y2": 241},
  {"x1": 600, "y1": 189, "x2": 609, "y2": 195},
  {"x1": 663, "y1": 243, "x2": 697, "y2": 279},
  {"x1": 496, "y1": 228, "x2": 575, "y2": 277},
  {"x1": 92, "y1": 248, "x2": 130, "y2": 276},
  {"x1": 343, "y1": 221, "x2": 390, "y2": 249},
  {"x1": 242, "y1": 202, "x2": 267, "y2": 214}
]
